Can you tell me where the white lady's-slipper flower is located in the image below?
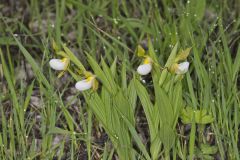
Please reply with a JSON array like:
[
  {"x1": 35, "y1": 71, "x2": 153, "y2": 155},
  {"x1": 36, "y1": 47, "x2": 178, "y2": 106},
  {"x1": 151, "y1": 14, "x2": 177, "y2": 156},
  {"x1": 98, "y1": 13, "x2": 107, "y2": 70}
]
[
  {"x1": 49, "y1": 58, "x2": 69, "y2": 71},
  {"x1": 137, "y1": 57, "x2": 153, "y2": 75},
  {"x1": 175, "y1": 61, "x2": 189, "y2": 74},
  {"x1": 75, "y1": 75, "x2": 98, "y2": 91}
]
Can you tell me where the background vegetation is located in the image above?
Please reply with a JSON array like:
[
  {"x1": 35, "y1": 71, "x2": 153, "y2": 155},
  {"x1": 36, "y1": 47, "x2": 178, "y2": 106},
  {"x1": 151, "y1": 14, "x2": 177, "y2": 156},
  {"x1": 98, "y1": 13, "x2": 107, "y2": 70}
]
[{"x1": 0, "y1": 0, "x2": 240, "y2": 159}]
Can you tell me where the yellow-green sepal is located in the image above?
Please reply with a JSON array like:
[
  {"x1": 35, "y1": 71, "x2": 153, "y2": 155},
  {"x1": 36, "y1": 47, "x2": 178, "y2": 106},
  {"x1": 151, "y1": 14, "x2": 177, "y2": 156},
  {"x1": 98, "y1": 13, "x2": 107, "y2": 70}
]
[
  {"x1": 55, "y1": 51, "x2": 68, "y2": 58},
  {"x1": 84, "y1": 71, "x2": 93, "y2": 78},
  {"x1": 92, "y1": 79, "x2": 99, "y2": 91},
  {"x1": 57, "y1": 70, "x2": 66, "y2": 78},
  {"x1": 52, "y1": 39, "x2": 60, "y2": 52},
  {"x1": 169, "y1": 63, "x2": 179, "y2": 73},
  {"x1": 136, "y1": 45, "x2": 145, "y2": 57},
  {"x1": 174, "y1": 47, "x2": 192, "y2": 62}
]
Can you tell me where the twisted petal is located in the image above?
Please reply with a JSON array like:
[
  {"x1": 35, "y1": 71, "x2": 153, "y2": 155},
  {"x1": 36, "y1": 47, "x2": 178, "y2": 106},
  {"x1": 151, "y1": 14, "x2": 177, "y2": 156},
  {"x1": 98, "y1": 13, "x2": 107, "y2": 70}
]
[
  {"x1": 137, "y1": 63, "x2": 152, "y2": 75},
  {"x1": 75, "y1": 78, "x2": 93, "y2": 91},
  {"x1": 49, "y1": 59, "x2": 67, "y2": 71},
  {"x1": 176, "y1": 61, "x2": 189, "y2": 74}
]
